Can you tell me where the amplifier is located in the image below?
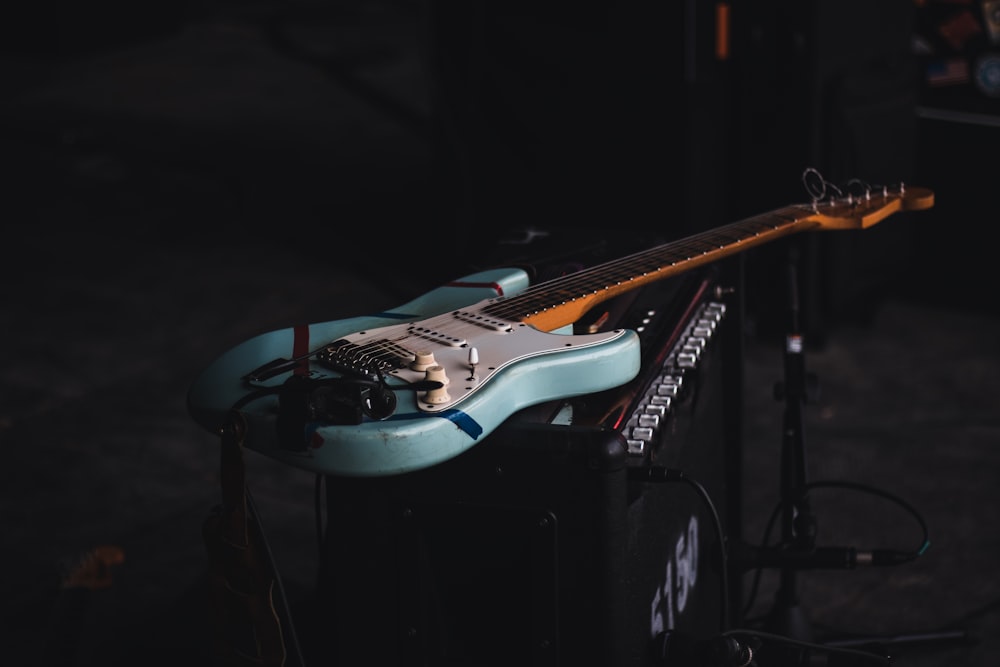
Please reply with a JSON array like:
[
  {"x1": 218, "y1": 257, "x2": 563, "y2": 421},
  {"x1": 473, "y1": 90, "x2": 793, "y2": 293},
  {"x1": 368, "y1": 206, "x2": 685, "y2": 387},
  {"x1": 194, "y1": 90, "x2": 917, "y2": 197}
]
[{"x1": 314, "y1": 240, "x2": 744, "y2": 667}]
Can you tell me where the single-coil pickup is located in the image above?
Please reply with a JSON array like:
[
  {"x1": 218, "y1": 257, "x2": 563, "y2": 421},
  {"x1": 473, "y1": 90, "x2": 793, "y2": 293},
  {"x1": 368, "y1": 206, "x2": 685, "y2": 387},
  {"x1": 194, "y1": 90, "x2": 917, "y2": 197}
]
[
  {"x1": 452, "y1": 310, "x2": 514, "y2": 332},
  {"x1": 406, "y1": 325, "x2": 467, "y2": 347}
]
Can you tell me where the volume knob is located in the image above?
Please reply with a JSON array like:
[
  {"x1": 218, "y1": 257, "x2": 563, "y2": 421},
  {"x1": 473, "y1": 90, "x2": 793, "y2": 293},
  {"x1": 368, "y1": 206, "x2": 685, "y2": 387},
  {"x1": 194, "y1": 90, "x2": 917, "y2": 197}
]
[{"x1": 423, "y1": 365, "x2": 451, "y2": 404}]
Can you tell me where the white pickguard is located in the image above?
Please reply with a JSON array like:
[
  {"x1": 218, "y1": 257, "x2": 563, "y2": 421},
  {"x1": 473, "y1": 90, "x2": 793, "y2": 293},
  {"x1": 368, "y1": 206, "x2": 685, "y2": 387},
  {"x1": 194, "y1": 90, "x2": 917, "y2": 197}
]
[{"x1": 336, "y1": 302, "x2": 624, "y2": 413}]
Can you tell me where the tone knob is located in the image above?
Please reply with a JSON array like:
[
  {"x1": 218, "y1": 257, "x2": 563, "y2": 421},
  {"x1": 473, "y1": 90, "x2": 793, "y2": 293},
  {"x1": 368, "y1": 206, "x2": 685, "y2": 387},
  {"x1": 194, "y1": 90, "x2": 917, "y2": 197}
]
[
  {"x1": 410, "y1": 350, "x2": 437, "y2": 372},
  {"x1": 423, "y1": 365, "x2": 451, "y2": 404}
]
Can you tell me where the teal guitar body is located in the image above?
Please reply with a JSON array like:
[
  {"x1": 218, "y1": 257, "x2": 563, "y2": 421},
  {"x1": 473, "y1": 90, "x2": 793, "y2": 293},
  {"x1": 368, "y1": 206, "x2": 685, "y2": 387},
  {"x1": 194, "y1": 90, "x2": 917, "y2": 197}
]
[
  {"x1": 187, "y1": 267, "x2": 640, "y2": 477},
  {"x1": 187, "y1": 180, "x2": 934, "y2": 477}
]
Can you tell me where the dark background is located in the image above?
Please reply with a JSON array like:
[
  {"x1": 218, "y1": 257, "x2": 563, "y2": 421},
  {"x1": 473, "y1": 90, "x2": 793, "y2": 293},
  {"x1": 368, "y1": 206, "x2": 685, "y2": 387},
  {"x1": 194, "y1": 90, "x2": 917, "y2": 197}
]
[{"x1": 2, "y1": 1, "x2": 999, "y2": 666}]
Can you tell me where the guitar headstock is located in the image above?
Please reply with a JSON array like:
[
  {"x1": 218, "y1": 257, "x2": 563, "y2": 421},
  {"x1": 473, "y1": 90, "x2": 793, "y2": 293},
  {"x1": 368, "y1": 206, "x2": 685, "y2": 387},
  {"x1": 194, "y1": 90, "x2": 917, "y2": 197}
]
[
  {"x1": 798, "y1": 169, "x2": 935, "y2": 231},
  {"x1": 807, "y1": 185, "x2": 935, "y2": 231}
]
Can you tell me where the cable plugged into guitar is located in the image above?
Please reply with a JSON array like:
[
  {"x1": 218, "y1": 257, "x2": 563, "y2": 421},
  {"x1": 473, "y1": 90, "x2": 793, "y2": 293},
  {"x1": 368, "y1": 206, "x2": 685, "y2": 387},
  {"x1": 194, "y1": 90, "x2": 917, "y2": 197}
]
[{"x1": 275, "y1": 373, "x2": 443, "y2": 451}]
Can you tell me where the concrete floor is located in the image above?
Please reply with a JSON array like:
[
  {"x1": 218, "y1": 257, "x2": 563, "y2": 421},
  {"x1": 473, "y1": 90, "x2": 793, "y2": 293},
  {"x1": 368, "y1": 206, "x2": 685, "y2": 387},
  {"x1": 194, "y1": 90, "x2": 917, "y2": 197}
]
[{"x1": 2, "y1": 3, "x2": 999, "y2": 666}]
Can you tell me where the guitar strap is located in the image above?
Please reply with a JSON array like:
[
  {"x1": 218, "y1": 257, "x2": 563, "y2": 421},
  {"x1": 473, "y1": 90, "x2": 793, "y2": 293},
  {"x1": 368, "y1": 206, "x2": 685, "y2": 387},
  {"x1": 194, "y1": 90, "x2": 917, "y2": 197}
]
[{"x1": 202, "y1": 410, "x2": 289, "y2": 667}]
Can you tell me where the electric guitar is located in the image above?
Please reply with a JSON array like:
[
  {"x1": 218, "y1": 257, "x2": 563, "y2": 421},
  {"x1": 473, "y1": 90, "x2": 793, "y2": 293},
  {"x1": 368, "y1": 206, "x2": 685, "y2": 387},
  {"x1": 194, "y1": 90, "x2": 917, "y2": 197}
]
[{"x1": 187, "y1": 180, "x2": 934, "y2": 477}]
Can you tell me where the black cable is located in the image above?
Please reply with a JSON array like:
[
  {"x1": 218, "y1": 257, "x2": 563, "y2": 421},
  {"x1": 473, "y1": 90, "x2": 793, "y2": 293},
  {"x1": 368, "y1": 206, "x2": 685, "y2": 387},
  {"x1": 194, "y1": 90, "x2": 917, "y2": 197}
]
[
  {"x1": 314, "y1": 472, "x2": 325, "y2": 557},
  {"x1": 679, "y1": 472, "x2": 729, "y2": 631},
  {"x1": 741, "y1": 478, "x2": 931, "y2": 618},
  {"x1": 741, "y1": 503, "x2": 780, "y2": 621},
  {"x1": 802, "y1": 479, "x2": 930, "y2": 554},
  {"x1": 246, "y1": 488, "x2": 308, "y2": 667},
  {"x1": 681, "y1": 472, "x2": 733, "y2": 632},
  {"x1": 218, "y1": 387, "x2": 309, "y2": 663},
  {"x1": 229, "y1": 385, "x2": 282, "y2": 412},
  {"x1": 725, "y1": 627, "x2": 892, "y2": 666},
  {"x1": 634, "y1": 466, "x2": 731, "y2": 632}
]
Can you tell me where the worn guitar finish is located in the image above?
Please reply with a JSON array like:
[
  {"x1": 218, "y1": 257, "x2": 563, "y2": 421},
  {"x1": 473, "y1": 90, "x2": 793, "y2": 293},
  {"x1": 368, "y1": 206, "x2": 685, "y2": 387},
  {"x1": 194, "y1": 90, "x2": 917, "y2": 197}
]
[{"x1": 188, "y1": 184, "x2": 934, "y2": 477}]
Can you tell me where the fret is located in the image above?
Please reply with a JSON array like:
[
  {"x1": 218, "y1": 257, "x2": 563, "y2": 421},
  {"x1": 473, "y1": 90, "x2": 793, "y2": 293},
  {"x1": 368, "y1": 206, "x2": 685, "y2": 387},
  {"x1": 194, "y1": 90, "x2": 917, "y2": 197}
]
[{"x1": 513, "y1": 187, "x2": 932, "y2": 332}]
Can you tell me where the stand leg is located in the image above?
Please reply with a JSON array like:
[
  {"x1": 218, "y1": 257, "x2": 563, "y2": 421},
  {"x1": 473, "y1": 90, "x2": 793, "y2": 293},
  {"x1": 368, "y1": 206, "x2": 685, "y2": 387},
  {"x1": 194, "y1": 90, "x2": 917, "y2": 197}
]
[
  {"x1": 747, "y1": 246, "x2": 968, "y2": 663},
  {"x1": 764, "y1": 582, "x2": 811, "y2": 642},
  {"x1": 762, "y1": 246, "x2": 816, "y2": 643}
]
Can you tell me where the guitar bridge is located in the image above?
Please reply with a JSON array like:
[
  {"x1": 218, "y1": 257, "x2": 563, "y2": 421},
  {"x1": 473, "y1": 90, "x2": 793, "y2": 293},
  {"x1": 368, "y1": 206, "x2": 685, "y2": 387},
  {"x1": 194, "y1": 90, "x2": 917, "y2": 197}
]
[{"x1": 315, "y1": 339, "x2": 409, "y2": 377}]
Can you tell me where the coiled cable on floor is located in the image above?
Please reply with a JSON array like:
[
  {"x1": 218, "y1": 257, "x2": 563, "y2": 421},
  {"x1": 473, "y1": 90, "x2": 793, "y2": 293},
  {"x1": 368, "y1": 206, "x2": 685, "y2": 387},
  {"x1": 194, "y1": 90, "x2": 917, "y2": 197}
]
[{"x1": 741, "y1": 478, "x2": 930, "y2": 619}]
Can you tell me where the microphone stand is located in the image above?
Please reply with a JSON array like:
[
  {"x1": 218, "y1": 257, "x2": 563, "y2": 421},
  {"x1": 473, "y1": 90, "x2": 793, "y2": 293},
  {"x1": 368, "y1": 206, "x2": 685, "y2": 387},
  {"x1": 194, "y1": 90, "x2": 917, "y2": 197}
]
[
  {"x1": 763, "y1": 245, "x2": 817, "y2": 642},
  {"x1": 749, "y1": 247, "x2": 970, "y2": 664}
]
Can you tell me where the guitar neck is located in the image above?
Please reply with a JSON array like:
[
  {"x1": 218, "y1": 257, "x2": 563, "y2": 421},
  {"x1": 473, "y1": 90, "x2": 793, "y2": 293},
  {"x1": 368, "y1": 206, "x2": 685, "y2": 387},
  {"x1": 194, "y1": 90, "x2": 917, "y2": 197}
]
[
  {"x1": 488, "y1": 206, "x2": 813, "y2": 332},
  {"x1": 478, "y1": 182, "x2": 933, "y2": 333}
]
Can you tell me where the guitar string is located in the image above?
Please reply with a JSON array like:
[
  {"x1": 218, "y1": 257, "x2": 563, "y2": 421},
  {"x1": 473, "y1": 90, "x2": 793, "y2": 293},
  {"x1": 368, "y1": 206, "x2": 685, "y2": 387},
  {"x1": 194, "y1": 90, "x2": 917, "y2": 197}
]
[
  {"x1": 325, "y1": 191, "x2": 902, "y2": 376},
  {"x1": 333, "y1": 209, "x2": 809, "y2": 370},
  {"x1": 485, "y1": 186, "x2": 900, "y2": 322},
  {"x1": 498, "y1": 187, "x2": 900, "y2": 321},
  {"x1": 335, "y1": 209, "x2": 804, "y2": 374},
  {"x1": 486, "y1": 208, "x2": 805, "y2": 321}
]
